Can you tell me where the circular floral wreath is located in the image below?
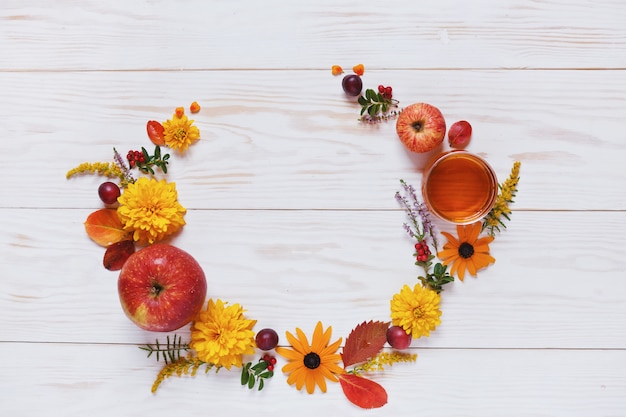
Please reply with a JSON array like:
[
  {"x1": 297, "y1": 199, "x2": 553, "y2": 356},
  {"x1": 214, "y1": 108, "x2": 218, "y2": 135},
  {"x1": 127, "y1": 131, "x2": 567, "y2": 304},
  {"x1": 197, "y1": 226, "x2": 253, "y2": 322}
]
[{"x1": 66, "y1": 66, "x2": 521, "y2": 409}]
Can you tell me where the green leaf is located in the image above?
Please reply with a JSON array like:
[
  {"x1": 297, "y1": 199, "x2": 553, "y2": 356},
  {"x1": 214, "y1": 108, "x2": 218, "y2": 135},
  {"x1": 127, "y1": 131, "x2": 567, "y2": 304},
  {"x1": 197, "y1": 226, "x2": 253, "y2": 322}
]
[
  {"x1": 154, "y1": 146, "x2": 161, "y2": 158},
  {"x1": 251, "y1": 361, "x2": 268, "y2": 372},
  {"x1": 366, "y1": 89, "x2": 376, "y2": 101},
  {"x1": 248, "y1": 374, "x2": 256, "y2": 389},
  {"x1": 358, "y1": 96, "x2": 368, "y2": 106},
  {"x1": 258, "y1": 378, "x2": 264, "y2": 391},
  {"x1": 259, "y1": 371, "x2": 273, "y2": 378},
  {"x1": 241, "y1": 368, "x2": 250, "y2": 386}
]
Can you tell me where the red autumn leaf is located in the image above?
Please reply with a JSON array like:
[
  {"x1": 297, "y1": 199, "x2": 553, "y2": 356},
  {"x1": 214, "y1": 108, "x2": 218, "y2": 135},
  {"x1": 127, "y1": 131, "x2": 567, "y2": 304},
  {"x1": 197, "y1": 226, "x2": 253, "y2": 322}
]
[
  {"x1": 341, "y1": 320, "x2": 390, "y2": 368},
  {"x1": 103, "y1": 239, "x2": 135, "y2": 271},
  {"x1": 338, "y1": 373, "x2": 388, "y2": 409},
  {"x1": 146, "y1": 120, "x2": 165, "y2": 146},
  {"x1": 84, "y1": 208, "x2": 129, "y2": 247}
]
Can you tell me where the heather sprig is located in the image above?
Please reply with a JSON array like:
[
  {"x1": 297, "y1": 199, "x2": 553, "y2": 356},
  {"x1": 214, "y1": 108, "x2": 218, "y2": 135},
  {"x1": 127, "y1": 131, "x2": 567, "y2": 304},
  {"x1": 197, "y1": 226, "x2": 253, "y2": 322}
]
[
  {"x1": 113, "y1": 147, "x2": 136, "y2": 186},
  {"x1": 395, "y1": 179, "x2": 438, "y2": 250}
]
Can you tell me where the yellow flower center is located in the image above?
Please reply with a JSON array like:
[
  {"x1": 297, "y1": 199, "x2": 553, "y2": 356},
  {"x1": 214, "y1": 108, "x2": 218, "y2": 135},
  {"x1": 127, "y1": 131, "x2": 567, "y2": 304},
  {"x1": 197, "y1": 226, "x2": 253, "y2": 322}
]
[
  {"x1": 413, "y1": 305, "x2": 424, "y2": 319},
  {"x1": 174, "y1": 128, "x2": 187, "y2": 141}
]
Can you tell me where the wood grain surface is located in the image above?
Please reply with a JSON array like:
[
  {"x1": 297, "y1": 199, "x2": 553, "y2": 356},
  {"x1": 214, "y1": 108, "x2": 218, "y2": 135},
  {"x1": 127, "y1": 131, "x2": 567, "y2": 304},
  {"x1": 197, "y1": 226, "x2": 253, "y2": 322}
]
[{"x1": 1, "y1": 1, "x2": 625, "y2": 416}]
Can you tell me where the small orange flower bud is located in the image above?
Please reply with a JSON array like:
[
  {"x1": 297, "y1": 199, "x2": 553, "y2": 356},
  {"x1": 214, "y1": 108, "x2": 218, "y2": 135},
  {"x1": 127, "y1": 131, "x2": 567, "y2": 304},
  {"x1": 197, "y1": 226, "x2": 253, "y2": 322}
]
[
  {"x1": 190, "y1": 101, "x2": 201, "y2": 114},
  {"x1": 352, "y1": 64, "x2": 365, "y2": 76},
  {"x1": 175, "y1": 107, "x2": 185, "y2": 118},
  {"x1": 331, "y1": 65, "x2": 344, "y2": 76}
]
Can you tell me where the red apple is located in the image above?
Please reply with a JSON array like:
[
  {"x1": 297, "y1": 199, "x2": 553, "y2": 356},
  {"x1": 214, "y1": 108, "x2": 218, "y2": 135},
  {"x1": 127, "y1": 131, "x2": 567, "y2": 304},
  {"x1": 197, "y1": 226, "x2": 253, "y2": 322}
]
[
  {"x1": 118, "y1": 243, "x2": 207, "y2": 332},
  {"x1": 396, "y1": 103, "x2": 446, "y2": 153}
]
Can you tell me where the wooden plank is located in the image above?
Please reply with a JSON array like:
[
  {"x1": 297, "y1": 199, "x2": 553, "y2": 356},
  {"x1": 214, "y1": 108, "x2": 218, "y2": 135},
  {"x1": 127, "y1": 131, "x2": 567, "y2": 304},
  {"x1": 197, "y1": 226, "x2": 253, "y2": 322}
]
[
  {"x1": 1, "y1": 70, "x2": 625, "y2": 210},
  {"x1": 2, "y1": 0, "x2": 626, "y2": 71},
  {"x1": 2, "y1": 208, "x2": 625, "y2": 348},
  {"x1": 1, "y1": 342, "x2": 624, "y2": 417}
]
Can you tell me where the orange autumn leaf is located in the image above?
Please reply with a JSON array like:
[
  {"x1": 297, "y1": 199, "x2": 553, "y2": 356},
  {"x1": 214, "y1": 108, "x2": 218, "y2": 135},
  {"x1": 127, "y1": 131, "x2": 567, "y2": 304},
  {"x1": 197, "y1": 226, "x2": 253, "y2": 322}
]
[
  {"x1": 331, "y1": 65, "x2": 344, "y2": 75},
  {"x1": 352, "y1": 64, "x2": 364, "y2": 76},
  {"x1": 175, "y1": 107, "x2": 185, "y2": 118},
  {"x1": 190, "y1": 101, "x2": 201, "y2": 113},
  {"x1": 341, "y1": 320, "x2": 389, "y2": 368},
  {"x1": 84, "y1": 208, "x2": 129, "y2": 247},
  {"x1": 338, "y1": 373, "x2": 388, "y2": 409}
]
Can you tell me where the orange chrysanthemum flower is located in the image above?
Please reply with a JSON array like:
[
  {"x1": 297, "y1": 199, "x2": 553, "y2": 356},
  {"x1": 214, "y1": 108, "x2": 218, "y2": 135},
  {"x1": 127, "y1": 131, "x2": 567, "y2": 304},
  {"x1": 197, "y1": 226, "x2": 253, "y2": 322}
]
[
  {"x1": 437, "y1": 222, "x2": 495, "y2": 281},
  {"x1": 275, "y1": 322, "x2": 344, "y2": 394}
]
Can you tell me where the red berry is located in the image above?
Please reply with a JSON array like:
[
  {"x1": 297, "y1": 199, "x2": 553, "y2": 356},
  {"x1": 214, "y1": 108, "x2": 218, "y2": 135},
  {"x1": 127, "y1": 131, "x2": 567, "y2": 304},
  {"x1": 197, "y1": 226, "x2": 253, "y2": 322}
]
[
  {"x1": 269, "y1": 357, "x2": 277, "y2": 365},
  {"x1": 98, "y1": 182, "x2": 121, "y2": 205},
  {"x1": 256, "y1": 328, "x2": 279, "y2": 351},
  {"x1": 378, "y1": 85, "x2": 385, "y2": 93},
  {"x1": 387, "y1": 325, "x2": 412, "y2": 350},
  {"x1": 267, "y1": 364, "x2": 274, "y2": 372}
]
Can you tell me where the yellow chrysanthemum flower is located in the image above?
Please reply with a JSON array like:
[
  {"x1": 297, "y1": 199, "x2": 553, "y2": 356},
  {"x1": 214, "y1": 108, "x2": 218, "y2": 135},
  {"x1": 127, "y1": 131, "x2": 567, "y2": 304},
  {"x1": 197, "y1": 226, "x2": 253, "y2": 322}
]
[
  {"x1": 391, "y1": 284, "x2": 442, "y2": 338},
  {"x1": 275, "y1": 321, "x2": 344, "y2": 394},
  {"x1": 162, "y1": 113, "x2": 200, "y2": 153},
  {"x1": 116, "y1": 177, "x2": 186, "y2": 245},
  {"x1": 190, "y1": 299, "x2": 257, "y2": 370}
]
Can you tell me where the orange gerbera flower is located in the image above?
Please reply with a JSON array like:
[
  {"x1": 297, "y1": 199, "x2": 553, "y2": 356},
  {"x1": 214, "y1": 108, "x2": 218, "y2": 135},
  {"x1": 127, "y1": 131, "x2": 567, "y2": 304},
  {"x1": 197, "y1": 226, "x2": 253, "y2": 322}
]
[
  {"x1": 437, "y1": 222, "x2": 495, "y2": 281},
  {"x1": 275, "y1": 322, "x2": 344, "y2": 394}
]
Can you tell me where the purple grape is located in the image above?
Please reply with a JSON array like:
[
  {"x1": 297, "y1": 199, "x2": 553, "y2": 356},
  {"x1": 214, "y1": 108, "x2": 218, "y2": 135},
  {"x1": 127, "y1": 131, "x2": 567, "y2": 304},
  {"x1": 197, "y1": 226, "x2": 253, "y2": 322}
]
[
  {"x1": 386, "y1": 325, "x2": 411, "y2": 350},
  {"x1": 342, "y1": 74, "x2": 363, "y2": 96},
  {"x1": 255, "y1": 328, "x2": 279, "y2": 351},
  {"x1": 98, "y1": 182, "x2": 121, "y2": 205}
]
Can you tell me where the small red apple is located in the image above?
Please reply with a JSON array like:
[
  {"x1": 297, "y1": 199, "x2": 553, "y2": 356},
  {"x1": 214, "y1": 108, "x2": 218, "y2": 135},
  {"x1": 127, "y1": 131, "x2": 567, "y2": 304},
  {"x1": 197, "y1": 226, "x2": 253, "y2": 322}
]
[
  {"x1": 396, "y1": 103, "x2": 446, "y2": 153},
  {"x1": 118, "y1": 243, "x2": 207, "y2": 332}
]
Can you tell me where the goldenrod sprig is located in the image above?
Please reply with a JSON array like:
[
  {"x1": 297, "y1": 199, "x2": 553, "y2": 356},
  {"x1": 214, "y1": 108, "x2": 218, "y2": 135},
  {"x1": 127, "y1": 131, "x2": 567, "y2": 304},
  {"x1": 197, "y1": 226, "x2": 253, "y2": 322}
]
[
  {"x1": 66, "y1": 161, "x2": 126, "y2": 183},
  {"x1": 151, "y1": 356, "x2": 218, "y2": 393},
  {"x1": 482, "y1": 161, "x2": 521, "y2": 236},
  {"x1": 350, "y1": 351, "x2": 417, "y2": 376}
]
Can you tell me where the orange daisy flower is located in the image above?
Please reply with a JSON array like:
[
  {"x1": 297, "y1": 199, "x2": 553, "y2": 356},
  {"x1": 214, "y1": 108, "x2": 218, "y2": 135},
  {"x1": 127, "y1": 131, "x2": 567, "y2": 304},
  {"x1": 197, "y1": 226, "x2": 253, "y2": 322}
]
[
  {"x1": 275, "y1": 321, "x2": 344, "y2": 394},
  {"x1": 437, "y1": 222, "x2": 495, "y2": 281}
]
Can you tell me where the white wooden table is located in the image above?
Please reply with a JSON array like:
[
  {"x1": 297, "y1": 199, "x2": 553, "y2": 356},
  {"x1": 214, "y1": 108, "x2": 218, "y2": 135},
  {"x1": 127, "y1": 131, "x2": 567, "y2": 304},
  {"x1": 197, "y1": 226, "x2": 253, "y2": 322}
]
[{"x1": 2, "y1": 1, "x2": 625, "y2": 416}]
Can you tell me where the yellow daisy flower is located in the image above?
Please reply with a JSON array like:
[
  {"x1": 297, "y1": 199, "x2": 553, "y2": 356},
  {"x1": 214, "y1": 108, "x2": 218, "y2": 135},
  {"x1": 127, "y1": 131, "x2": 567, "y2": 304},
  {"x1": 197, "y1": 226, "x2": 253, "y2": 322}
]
[
  {"x1": 116, "y1": 177, "x2": 186, "y2": 245},
  {"x1": 190, "y1": 299, "x2": 257, "y2": 370},
  {"x1": 437, "y1": 222, "x2": 495, "y2": 281},
  {"x1": 390, "y1": 284, "x2": 442, "y2": 338},
  {"x1": 162, "y1": 113, "x2": 200, "y2": 153},
  {"x1": 275, "y1": 321, "x2": 344, "y2": 394}
]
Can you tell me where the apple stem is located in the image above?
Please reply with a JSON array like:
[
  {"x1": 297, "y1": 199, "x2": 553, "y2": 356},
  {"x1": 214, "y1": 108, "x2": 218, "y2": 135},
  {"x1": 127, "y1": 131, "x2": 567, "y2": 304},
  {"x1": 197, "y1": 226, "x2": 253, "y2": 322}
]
[
  {"x1": 151, "y1": 282, "x2": 164, "y2": 296},
  {"x1": 411, "y1": 122, "x2": 423, "y2": 132}
]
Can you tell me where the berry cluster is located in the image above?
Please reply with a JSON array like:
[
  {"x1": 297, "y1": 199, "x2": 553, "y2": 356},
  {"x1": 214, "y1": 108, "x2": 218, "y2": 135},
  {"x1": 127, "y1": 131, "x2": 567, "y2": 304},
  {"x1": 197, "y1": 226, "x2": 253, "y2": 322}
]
[
  {"x1": 262, "y1": 354, "x2": 277, "y2": 372},
  {"x1": 126, "y1": 150, "x2": 146, "y2": 168},
  {"x1": 377, "y1": 85, "x2": 393, "y2": 100},
  {"x1": 414, "y1": 241, "x2": 431, "y2": 263}
]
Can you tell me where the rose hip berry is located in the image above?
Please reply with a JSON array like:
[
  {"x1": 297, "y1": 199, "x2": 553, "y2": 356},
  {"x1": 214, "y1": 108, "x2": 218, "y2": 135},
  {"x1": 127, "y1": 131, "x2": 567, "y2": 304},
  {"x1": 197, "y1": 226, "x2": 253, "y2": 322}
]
[
  {"x1": 386, "y1": 325, "x2": 412, "y2": 350},
  {"x1": 255, "y1": 328, "x2": 279, "y2": 351}
]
